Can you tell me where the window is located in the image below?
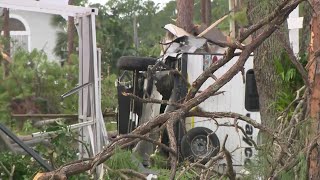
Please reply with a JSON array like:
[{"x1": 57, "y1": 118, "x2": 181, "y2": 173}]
[
  {"x1": 245, "y1": 69, "x2": 260, "y2": 111},
  {"x1": 10, "y1": 17, "x2": 30, "y2": 53},
  {"x1": 1, "y1": 15, "x2": 31, "y2": 54},
  {"x1": 9, "y1": 18, "x2": 26, "y2": 31}
]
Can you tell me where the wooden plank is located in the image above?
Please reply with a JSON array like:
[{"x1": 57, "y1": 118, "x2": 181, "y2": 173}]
[
  {"x1": 11, "y1": 114, "x2": 77, "y2": 118},
  {"x1": 11, "y1": 112, "x2": 117, "y2": 119}
]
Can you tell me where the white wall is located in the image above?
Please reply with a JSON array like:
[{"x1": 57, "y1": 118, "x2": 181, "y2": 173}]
[{"x1": 11, "y1": 10, "x2": 62, "y2": 61}]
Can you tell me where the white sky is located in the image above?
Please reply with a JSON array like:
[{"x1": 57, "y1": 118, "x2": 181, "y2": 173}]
[{"x1": 89, "y1": 0, "x2": 172, "y2": 6}]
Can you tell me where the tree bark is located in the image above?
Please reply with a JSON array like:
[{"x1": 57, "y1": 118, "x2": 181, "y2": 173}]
[
  {"x1": 247, "y1": 0, "x2": 286, "y2": 127},
  {"x1": 300, "y1": 1, "x2": 312, "y2": 54},
  {"x1": 308, "y1": 0, "x2": 320, "y2": 178},
  {"x1": 67, "y1": 0, "x2": 75, "y2": 64},
  {"x1": 201, "y1": 0, "x2": 206, "y2": 25},
  {"x1": 201, "y1": 0, "x2": 212, "y2": 26},
  {"x1": 2, "y1": 8, "x2": 10, "y2": 78},
  {"x1": 205, "y1": 0, "x2": 212, "y2": 26},
  {"x1": 176, "y1": 0, "x2": 194, "y2": 33}
]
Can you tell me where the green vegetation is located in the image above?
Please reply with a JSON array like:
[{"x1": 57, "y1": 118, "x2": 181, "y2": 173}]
[
  {"x1": 273, "y1": 52, "x2": 307, "y2": 114},
  {"x1": 0, "y1": 49, "x2": 77, "y2": 123}
]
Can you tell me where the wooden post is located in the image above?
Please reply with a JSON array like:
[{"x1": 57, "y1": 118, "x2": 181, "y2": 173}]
[{"x1": 67, "y1": 0, "x2": 75, "y2": 64}]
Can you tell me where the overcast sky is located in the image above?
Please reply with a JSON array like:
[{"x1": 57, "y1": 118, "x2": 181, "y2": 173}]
[{"x1": 89, "y1": 0, "x2": 172, "y2": 6}]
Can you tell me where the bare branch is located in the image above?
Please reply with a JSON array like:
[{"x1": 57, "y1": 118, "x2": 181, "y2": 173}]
[
  {"x1": 111, "y1": 134, "x2": 177, "y2": 156},
  {"x1": 122, "y1": 92, "x2": 182, "y2": 107},
  {"x1": 167, "y1": 120, "x2": 178, "y2": 180},
  {"x1": 118, "y1": 169, "x2": 147, "y2": 179}
]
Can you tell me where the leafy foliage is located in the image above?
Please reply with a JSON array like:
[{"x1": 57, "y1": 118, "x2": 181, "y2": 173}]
[
  {"x1": 0, "y1": 49, "x2": 78, "y2": 124},
  {"x1": 273, "y1": 52, "x2": 307, "y2": 114},
  {"x1": 0, "y1": 152, "x2": 42, "y2": 180}
]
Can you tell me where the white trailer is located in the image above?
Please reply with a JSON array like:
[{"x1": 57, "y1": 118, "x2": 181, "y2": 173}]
[
  {"x1": 117, "y1": 50, "x2": 261, "y2": 175},
  {"x1": 183, "y1": 53, "x2": 260, "y2": 173}
]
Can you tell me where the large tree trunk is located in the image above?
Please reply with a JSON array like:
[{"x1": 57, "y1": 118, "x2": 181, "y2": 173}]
[
  {"x1": 247, "y1": 0, "x2": 286, "y2": 127},
  {"x1": 176, "y1": 0, "x2": 194, "y2": 33},
  {"x1": 201, "y1": 0, "x2": 206, "y2": 24},
  {"x1": 300, "y1": 1, "x2": 312, "y2": 54},
  {"x1": 67, "y1": 0, "x2": 75, "y2": 64},
  {"x1": 308, "y1": 0, "x2": 320, "y2": 178},
  {"x1": 2, "y1": 8, "x2": 10, "y2": 78},
  {"x1": 205, "y1": 0, "x2": 212, "y2": 26},
  {"x1": 201, "y1": 0, "x2": 212, "y2": 26}
]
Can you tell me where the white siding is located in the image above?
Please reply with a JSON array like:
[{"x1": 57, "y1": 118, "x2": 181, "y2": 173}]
[
  {"x1": 11, "y1": 10, "x2": 62, "y2": 61},
  {"x1": 186, "y1": 54, "x2": 261, "y2": 169}
]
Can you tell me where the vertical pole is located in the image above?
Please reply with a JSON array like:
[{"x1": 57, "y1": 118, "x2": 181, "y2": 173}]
[
  {"x1": 90, "y1": 12, "x2": 107, "y2": 178},
  {"x1": 133, "y1": 15, "x2": 139, "y2": 51},
  {"x1": 229, "y1": 0, "x2": 235, "y2": 38},
  {"x1": 309, "y1": 1, "x2": 320, "y2": 178}
]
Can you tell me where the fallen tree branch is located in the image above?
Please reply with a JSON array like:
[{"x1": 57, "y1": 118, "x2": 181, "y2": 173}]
[
  {"x1": 118, "y1": 169, "x2": 147, "y2": 179},
  {"x1": 187, "y1": 110, "x2": 276, "y2": 139},
  {"x1": 167, "y1": 120, "x2": 178, "y2": 180},
  {"x1": 36, "y1": 1, "x2": 305, "y2": 178},
  {"x1": 111, "y1": 134, "x2": 176, "y2": 156},
  {"x1": 33, "y1": 118, "x2": 65, "y2": 128},
  {"x1": 122, "y1": 92, "x2": 182, "y2": 107}
]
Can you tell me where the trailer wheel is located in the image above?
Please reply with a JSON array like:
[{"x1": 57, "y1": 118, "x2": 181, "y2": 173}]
[
  {"x1": 181, "y1": 127, "x2": 220, "y2": 163},
  {"x1": 117, "y1": 56, "x2": 157, "y2": 71}
]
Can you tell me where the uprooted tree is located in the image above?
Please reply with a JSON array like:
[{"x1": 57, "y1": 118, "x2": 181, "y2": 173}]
[{"x1": 37, "y1": 0, "x2": 320, "y2": 179}]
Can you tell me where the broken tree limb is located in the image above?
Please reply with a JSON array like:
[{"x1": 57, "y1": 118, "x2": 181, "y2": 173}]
[
  {"x1": 197, "y1": 14, "x2": 229, "y2": 38},
  {"x1": 11, "y1": 112, "x2": 116, "y2": 119},
  {"x1": 11, "y1": 138, "x2": 50, "y2": 148},
  {"x1": 122, "y1": 92, "x2": 182, "y2": 108},
  {"x1": 167, "y1": 120, "x2": 178, "y2": 180},
  {"x1": 111, "y1": 134, "x2": 176, "y2": 156},
  {"x1": 220, "y1": 135, "x2": 236, "y2": 180},
  {"x1": 33, "y1": 118, "x2": 66, "y2": 128}
]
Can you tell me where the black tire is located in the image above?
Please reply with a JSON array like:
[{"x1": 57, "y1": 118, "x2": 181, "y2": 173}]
[
  {"x1": 117, "y1": 56, "x2": 157, "y2": 71},
  {"x1": 180, "y1": 127, "x2": 220, "y2": 163}
]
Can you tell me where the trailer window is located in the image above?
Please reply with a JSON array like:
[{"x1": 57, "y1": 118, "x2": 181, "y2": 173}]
[{"x1": 245, "y1": 69, "x2": 259, "y2": 111}]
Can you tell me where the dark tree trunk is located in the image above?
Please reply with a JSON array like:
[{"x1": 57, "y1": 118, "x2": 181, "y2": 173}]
[
  {"x1": 247, "y1": 1, "x2": 287, "y2": 126},
  {"x1": 205, "y1": 0, "x2": 212, "y2": 26},
  {"x1": 176, "y1": 0, "x2": 194, "y2": 33},
  {"x1": 2, "y1": 8, "x2": 10, "y2": 78},
  {"x1": 201, "y1": 0, "x2": 206, "y2": 24},
  {"x1": 201, "y1": 0, "x2": 212, "y2": 26},
  {"x1": 300, "y1": 1, "x2": 312, "y2": 54},
  {"x1": 308, "y1": 0, "x2": 320, "y2": 178},
  {"x1": 67, "y1": 0, "x2": 75, "y2": 64}
]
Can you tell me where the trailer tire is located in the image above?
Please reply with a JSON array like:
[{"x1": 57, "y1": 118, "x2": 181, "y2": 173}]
[
  {"x1": 117, "y1": 56, "x2": 157, "y2": 71},
  {"x1": 181, "y1": 127, "x2": 220, "y2": 163}
]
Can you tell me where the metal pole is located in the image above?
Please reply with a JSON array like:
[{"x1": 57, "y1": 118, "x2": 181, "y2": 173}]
[{"x1": 0, "y1": 124, "x2": 53, "y2": 171}]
